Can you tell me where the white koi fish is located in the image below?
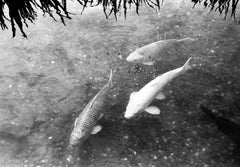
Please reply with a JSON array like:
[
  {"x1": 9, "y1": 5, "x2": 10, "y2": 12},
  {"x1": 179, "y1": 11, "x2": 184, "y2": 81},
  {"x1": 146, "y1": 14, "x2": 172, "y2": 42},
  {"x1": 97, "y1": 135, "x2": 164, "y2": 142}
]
[
  {"x1": 124, "y1": 57, "x2": 192, "y2": 119},
  {"x1": 126, "y1": 37, "x2": 195, "y2": 65}
]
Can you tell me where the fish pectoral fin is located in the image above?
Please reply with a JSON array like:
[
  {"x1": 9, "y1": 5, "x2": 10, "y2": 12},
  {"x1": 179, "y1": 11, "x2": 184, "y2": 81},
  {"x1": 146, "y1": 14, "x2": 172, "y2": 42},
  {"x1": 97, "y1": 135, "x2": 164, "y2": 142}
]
[
  {"x1": 74, "y1": 118, "x2": 78, "y2": 127},
  {"x1": 98, "y1": 113, "x2": 104, "y2": 120},
  {"x1": 142, "y1": 61, "x2": 154, "y2": 66},
  {"x1": 144, "y1": 106, "x2": 161, "y2": 115},
  {"x1": 91, "y1": 125, "x2": 102, "y2": 135},
  {"x1": 155, "y1": 91, "x2": 166, "y2": 100},
  {"x1": 130, "y1": 91, "x2": 138, "y2": 99}
]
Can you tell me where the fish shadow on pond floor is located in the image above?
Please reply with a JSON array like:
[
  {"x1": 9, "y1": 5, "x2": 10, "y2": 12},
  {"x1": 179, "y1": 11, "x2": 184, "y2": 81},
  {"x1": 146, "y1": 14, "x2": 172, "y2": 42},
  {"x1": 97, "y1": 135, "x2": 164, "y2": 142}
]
[{"x1": 198, "y1": 105, "x2": 240, "y2": 163}]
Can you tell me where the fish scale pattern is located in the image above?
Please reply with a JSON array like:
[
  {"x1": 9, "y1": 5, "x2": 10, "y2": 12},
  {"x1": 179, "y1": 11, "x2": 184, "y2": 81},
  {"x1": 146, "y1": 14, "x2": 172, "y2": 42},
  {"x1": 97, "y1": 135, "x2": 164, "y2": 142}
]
[{"x1": 69, "y1": 75, "x2": 112, "y2": 146}]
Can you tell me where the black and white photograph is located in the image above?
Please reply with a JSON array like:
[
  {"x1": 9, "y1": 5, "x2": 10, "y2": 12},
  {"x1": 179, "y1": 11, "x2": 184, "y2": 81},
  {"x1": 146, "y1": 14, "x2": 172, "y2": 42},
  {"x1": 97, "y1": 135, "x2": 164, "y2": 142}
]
[{"x1": 0, "y1": 0, "x2": 240, "y2": 166}]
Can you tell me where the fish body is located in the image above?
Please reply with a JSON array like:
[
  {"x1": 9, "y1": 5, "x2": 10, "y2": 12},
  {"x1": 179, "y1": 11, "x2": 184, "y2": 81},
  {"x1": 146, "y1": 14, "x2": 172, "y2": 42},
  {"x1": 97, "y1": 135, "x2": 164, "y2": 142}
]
[
  {"x1": 124, "y1": 57, "x2": 192, "y2": 119},
  {"x1": 200, "y1": 105, "x2": 240, "y2": 146},
  {"x1": 126, "y1": 37, "x2": 195, "y2": 65},
  {"x1": 69, "y1": 70, "x2": 113, "y2": 146}
]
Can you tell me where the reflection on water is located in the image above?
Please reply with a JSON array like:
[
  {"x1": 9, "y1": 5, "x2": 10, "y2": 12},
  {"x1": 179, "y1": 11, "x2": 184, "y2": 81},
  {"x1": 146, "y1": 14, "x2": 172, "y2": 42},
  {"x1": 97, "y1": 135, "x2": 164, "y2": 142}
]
[{"x1": 0, "y1": 0, "x2": 240, "y2": 166}]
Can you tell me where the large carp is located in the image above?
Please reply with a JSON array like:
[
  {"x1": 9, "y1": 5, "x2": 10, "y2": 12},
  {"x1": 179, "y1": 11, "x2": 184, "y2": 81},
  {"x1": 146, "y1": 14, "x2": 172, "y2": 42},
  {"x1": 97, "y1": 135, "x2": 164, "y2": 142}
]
[
  {"x1": 69, "y1": 70, "x2": 113, "y2": 146},
  {"x1": 124, "y1": 58, "x2": 192, "y2": 119},
  {"x1": 126, "y1": 37, "x2": 195, "y2": 65}
]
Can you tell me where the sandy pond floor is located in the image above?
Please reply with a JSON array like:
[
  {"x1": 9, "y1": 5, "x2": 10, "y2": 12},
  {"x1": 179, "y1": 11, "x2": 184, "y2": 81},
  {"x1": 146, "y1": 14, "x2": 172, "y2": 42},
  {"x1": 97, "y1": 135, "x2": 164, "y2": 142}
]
[{"x1": 0, "y1": 0, "x2": 240, "y2": 166}]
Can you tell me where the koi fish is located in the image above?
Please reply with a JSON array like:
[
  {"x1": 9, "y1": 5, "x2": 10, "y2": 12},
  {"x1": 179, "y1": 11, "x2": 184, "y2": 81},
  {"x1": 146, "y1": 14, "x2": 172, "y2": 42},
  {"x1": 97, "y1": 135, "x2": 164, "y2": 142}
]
[
  {"x1": 69, "y1": 70, "x2": 113, "y2": 146},
  {"x1": 124, "y1": 57, "x2": 192, "y2": 119},
  {"x1": 126, "y1": 37, "x2": 195, "y2": 65}
]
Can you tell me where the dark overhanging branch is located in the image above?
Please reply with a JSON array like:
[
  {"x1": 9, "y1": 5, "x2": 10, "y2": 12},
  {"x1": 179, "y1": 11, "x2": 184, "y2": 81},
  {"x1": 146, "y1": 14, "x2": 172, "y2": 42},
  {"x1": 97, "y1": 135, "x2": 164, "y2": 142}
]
[
  {"x1": 0, "y1": 0, "x2": 239, "y2": 38},
  {"x1": 192, "y1": 0, "x2": 240, "y2": 22},
  {"x1": 0, "y1": 0, "x2": 163, "y2": 38}
]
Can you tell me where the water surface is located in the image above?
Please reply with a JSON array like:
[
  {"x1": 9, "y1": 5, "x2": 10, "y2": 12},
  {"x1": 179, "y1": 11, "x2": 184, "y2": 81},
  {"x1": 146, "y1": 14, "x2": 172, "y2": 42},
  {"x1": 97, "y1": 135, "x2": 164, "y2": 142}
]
[{"x1": 0, "y1": 0, "x2": 240, "y2": 166}]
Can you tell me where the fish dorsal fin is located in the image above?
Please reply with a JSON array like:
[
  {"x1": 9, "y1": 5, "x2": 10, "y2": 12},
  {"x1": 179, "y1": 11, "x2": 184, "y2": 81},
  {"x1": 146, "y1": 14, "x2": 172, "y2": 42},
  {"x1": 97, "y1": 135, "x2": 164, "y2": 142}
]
[
  {"x1": 144, "y1": 106, "x2": 161, "y2": 115},
  {"x1": 182, "y1": 57, "x2": 192, "y2": 71},
  {"x1": 142, "y1": 60, "x2": 154, "y2": 66},
  {"x1": 74, "y1": 118, "x2": 78, "y2": 127},
  {"x1": 107, "y1": 69, "x2": 113, "y2": 88},
  {"x1": 91, "y1": 125, "x2": 102, "y2": 134},
  {"x1": 155, "y1": 91, "x2": 166, "y2": 100},
  {"x1": 130, "y1": 91, "x2": 138, "y2": 99},
  {"x1": 177, "y1": 37, "x2": 195, "y2": 42}
]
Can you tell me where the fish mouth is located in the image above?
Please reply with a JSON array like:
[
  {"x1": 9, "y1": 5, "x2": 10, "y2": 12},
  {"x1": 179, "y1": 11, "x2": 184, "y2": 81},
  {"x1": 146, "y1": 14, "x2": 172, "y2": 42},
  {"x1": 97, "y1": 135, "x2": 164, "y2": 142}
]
[
  {"x1": 69, "y1": 139, "x2": 78, "y2": 146},
  {"x1": 124, "y1": 113, "x2": 134, "y2": 119},
  {"x1": 126, "y1": 56, "x2": 135, "y2": 62},
  {"x1": 126, "y1": 57, "x2": 141, "y2": 62},
  {"x1": 69, "y1": 138, "x2": 84, "y2": 146},
  {"x1": 126, "y1": 53, "x2": 143, "y2": 63},
  {"x1": 69, "y1": 134, "x2": 81, "y2": 146}
]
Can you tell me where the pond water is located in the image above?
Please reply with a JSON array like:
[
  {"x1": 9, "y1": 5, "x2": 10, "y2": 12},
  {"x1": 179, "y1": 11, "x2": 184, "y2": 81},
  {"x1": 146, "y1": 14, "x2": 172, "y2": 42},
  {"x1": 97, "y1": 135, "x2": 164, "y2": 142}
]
[{"x1": 0, "y1": 0, "x2": 240, "y2": 166}]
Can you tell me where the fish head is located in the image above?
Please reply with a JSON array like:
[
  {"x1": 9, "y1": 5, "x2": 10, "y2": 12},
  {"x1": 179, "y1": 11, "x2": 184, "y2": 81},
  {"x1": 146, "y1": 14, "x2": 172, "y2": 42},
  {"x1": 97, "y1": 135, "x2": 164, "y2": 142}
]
[
  {"x1": 124, "y1": 102, "x2": 142, "y2": 119},
  {"x1": 126, "y1": 51, "x2": 144, "y2": 63},
  {"x1": 69, "y1": 128, "x2": 88, "y2": 146}
]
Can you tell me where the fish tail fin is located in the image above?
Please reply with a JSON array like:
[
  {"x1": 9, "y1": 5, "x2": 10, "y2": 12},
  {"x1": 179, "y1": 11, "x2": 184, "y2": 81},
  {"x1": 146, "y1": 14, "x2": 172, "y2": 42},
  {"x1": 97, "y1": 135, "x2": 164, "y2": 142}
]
[
  {"x1": 178, "y1": 37, "x2": 195, "y2": 42},
  {"x1": 182, "y1": 57, "x2": 192, "y2": 72},
  {"x1": 107, "y1": 69, "x2": 113, "y2": 87}
]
